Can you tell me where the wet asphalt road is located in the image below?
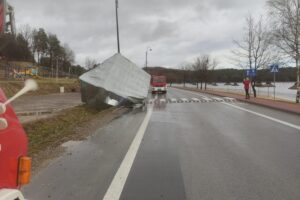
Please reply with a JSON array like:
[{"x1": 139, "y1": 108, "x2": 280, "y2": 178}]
[{"x1": 23, "y1": 88, "x2": 300, "y2": 200}]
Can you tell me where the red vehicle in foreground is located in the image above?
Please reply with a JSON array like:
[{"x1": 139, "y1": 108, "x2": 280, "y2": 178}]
[
  {"x1": 0, "y1": 80, "x2": 36, "y2": 200},
  {"x1": 151, "y1": 75, "x2": 167, "y2": 94}
]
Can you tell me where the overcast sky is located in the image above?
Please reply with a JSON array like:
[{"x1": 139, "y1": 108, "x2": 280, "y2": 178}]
[{"x1": 10, "y1": 0, "x2": 266, "y2": 69}]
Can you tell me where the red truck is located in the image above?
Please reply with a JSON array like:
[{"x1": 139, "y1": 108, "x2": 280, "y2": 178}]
[
  {"x1": 0, "y1": 81, "x2": 36, "y2": 200},
  {"x1": 151, "y1": 75, "x2": 167, "y2": 94}
]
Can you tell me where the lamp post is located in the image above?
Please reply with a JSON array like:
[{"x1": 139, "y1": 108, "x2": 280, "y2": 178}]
[
  {"x1": 145, "y1": 47, "x2": 152, "y2": 72},
  {"x1": 115, "y1": 0, "x2": 120, "y2": 53}
]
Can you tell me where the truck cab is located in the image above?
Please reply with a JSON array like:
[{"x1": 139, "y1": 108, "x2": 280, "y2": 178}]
[
  {"x1": 151, "y1": 75, "x2": 167, "y2": 94},
  {"x1": 0, "y1": 88, "x2": 31, "y2": 200}
]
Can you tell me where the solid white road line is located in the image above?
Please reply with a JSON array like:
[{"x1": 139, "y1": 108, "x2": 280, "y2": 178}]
[
  {"x1": 222, "y1": 102, "x2": 300, "y2": 131},
  {"x1": 102, "y1": 108, "x2": 153, "y2": 200}
]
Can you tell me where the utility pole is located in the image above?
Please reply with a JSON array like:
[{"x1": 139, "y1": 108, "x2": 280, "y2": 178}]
[{"x1": 115, "y1": 0, "x2": 120, "y2": 53}]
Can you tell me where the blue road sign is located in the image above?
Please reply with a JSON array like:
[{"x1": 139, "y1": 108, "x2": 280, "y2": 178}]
[
  {"x1": 246, "y1": 70, "x2": 250, "y2": 77},
  {"x1": 246, "y1": 69, "x2": 256, "y2": 77},
  {"x1": 270, "y1": 64, "x2": 279, "y2": 73}
]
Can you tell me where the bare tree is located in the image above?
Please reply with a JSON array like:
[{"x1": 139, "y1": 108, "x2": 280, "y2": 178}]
[
  {"x1": 33, "y1": 28, "x2": 48, "y2": 65},
  {"x1": 232, "y1": 15, "x2": 275, "y2": 97},
  {"x1": 18, "y1": 24, "x2": 35, "y2": 62},
  {"x1": 192, "y1": 55, "x2": 216, "y2": 90},
  {"x1": 62, "y1": 43, "x2": 75, "y2": 77},
  {"x1": 180, "y1": 63, "x2": 192, "y2": 87},
  {"x1": 18, "y1": 24, "x2": 34, "y2": 49},
  {"x1": 209, "y1": 58, "x2": 218, "y2": 84},
  {"x1": 85, "y1": 57, "x2": 98, "y2": 70},
  {"x1": 267, "y1": 0, "x2": 300, "y2": 103},
  {"x1": 192, "y1": 58, "x2": 200, "y2": 89}
]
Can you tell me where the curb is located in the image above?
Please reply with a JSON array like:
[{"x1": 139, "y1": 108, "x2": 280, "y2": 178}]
[
  {"x1": 174, "y1": 87, "x2": 300, "y2": 116},
  {"x1": 16, "y1": 110, "x2": 56, "y2": 116}
]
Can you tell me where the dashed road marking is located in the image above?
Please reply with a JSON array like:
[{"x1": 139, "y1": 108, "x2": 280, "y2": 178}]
[
  {"x1": 200, "y1": 97, "x2": 213, "y2": 102},
  {"x1": 211, "y1": 97, "x2": 224, "y2": 102},
  {"x1": 170, "y1": 98, "x2": 177, "y2": 103},
  {"x1": 223, "y1": 97, "x2": 236, "y2": 102},
  {"x1": 191, "y1": 98, "x2": 201, "y2": 102},
  {"x1": 147, "y1": 97, "x2": 237, "y2": 104},
  {"x1": 160, "y1": 99, "x2": 167, "y2": 103},
  {"x1": 180, "y1": 98, "x2": 189, "y2": 103}
]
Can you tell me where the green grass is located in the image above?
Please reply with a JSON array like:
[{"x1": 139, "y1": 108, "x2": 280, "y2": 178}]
[{"x1": 23, "y1": 105, "x2": 113, "y2": 156}]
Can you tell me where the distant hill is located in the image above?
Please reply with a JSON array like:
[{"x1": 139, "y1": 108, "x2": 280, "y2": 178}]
[{"x1": 145, "y1": 66, "x2": 298, "y2": 83}]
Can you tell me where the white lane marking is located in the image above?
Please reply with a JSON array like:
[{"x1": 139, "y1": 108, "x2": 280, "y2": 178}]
[
  {"x1": 170, "y1": 98, "x2": 177, "y2": 103},
  {"x1": 200, "y1": 97, "x2": 212, "y2": 102},
  {"x1": 180, "y1": 98, "x2": 189, "y2": 102},
  {"x1": 222, "y1": 102, "x2": 300, "y2": 131},
  {"x1": 102, "y1": 108, "x2": 153, "y2": 200},
  {"x1": 178, "y1": 89, "x2": 233, "y2": 103},
  {"x1": 160, "y1": 99, "x2": 167, "y2": 103},
  {"x1": 211, "y1": 97, "x2": 224, "y2": 102},
  {"x1": 191, "y1": 98, "x2": 200, "y2": 102},
  {"x1": 223, "y1": 97, "x2": 236, "y2": 101}
]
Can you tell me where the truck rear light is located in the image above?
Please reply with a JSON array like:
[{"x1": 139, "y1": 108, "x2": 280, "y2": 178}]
[{"x1": 18, "y1": 156, "x2": 32, "y2": 186}]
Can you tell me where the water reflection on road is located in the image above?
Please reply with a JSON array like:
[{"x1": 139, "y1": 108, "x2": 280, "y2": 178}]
[{"x1": 150, "y1": 93, "x2": 167, "y2": 111}]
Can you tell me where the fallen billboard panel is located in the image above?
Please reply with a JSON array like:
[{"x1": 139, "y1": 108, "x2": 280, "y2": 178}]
[{"x1": 80, "y1": 53, "x2": 150, "y2": 108}]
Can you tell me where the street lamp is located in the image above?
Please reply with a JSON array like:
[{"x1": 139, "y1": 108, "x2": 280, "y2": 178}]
[
  {"x1": 115, "y1": 0, "x2": 120, "y2": 53},
  {"x1": 145, "y1": 47, "x2": 152, "y2": 71}
]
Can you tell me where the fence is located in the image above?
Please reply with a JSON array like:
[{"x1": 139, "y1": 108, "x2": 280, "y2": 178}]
[{"x1": 0, "y1": 62, "x2": 78, "y2": 80}]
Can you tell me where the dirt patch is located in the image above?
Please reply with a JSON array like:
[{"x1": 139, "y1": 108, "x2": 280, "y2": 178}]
[{"x1": 23, "y1": 105, "x2": 129, "y2": 173}]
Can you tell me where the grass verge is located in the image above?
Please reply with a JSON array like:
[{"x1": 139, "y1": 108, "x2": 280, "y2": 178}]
[
  {"x1": 23, "y1": 105, "x2": 124, "y2": 156},
  {"x1": 23, "y1": 105, "x2": 129, "y2": 172},
  {"x1": 0, "y1": 78, "x2": 80, "y2": 97}
]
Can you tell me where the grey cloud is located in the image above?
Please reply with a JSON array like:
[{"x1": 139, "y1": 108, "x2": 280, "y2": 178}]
[
  {"x1": 10, "y1": 0, "x2": 267, "y2": 67},
  {"x1": 135, "y1": 20, "x2": 178, "y2": 42}
]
